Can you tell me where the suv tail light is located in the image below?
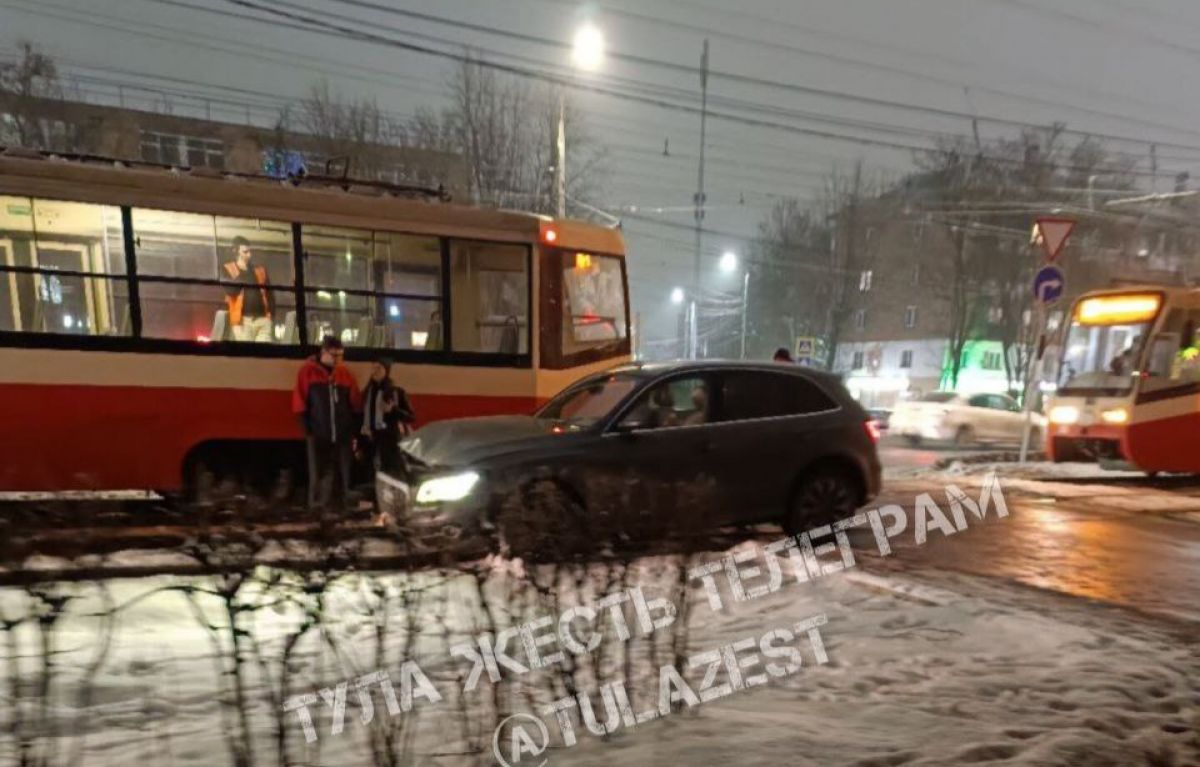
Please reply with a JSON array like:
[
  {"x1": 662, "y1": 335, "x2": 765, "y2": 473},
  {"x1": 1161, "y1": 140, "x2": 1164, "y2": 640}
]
[{"x1": 864, "y1": 419, "x2": 882, "y2": 444}]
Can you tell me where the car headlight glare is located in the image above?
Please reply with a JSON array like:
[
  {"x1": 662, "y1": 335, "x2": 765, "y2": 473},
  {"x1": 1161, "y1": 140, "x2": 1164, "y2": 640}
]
[
  {"x1": 1048, "y1": 405, "x2": 1080, "y2": 425},
  {"x1": 415, "y1": 471, "x2": 480, "y2": 504},
  {"x1": 1101, "y1": 407, "x2": 1129, "y2": 425}
]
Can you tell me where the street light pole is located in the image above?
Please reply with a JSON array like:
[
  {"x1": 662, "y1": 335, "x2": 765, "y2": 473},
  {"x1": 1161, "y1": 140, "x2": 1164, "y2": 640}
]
[
  {"x1": 689, "y1": 299, "x2": 698, "y2": 360},
  {"x1": 559, "y1": 23, "x2": 604, "y2": 220},
  {"x1": 556, "y1": 94, "x2": 566, "y2": 218},
  {"x1": 740, "y1": 270, "x2": 749, "y2": 359},
  {"x1": 691, "y1": 38, "x2": 709, "y2": 359}
]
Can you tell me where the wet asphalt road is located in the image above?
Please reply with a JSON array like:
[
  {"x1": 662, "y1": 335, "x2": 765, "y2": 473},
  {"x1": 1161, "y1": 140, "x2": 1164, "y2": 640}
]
[
  {"x1": 876, "y1": 433, "x2": 1013, "y2": 469},
  {"x1": 861, "y1": 468, "x2": 1200, "y2": 626}
]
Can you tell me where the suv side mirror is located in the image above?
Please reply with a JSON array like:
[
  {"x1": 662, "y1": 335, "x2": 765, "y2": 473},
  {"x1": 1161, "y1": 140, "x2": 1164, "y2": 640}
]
[{"x1": 613, "y1": 419, "x2": 647, "y2": 435}]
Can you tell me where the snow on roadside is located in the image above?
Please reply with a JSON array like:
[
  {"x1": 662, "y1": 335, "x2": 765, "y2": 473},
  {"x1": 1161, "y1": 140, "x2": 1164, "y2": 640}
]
[
  {"x1": 557, "y1": 567, "x2": 1199, "y2": 767},
  {"x1": 1, "y1": 539, "x2": 1195, "y2": 767}
]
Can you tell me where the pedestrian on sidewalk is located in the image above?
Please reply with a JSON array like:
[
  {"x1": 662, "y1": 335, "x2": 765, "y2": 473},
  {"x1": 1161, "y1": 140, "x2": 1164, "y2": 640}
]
[{"x1": 292, "y1": 335, "x2": 362, "y2": 508}]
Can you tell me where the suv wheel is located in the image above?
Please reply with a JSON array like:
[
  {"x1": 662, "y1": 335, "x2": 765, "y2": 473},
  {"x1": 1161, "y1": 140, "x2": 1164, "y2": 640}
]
[
  {"x1": 497, "y1": 479, "x2": 589, "y2": 561},
  {"x1": 784, "y1": 469, "x2": 859, "y2": 534}
]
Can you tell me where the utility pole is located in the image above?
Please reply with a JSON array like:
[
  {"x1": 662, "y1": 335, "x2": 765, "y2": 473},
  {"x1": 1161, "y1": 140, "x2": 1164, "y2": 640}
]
[
  {"x1": 1150, "y1": 144, "x2": 1158, "y2": 193},
  {"x1": 692, "y1": 39, "x2": 709, "y2": 359},
  {"x1": 556, "y1": 94, "x2": 567, "y2": 218}
]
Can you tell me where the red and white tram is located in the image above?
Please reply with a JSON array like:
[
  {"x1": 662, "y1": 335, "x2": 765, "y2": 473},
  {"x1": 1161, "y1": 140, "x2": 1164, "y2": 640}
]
[
  {"x1": 0, "y1": 151, "x2": 630, "y2": 492},
  {"x1": 1046, "y1": 286, "x2": 1200, "y2": 472}
]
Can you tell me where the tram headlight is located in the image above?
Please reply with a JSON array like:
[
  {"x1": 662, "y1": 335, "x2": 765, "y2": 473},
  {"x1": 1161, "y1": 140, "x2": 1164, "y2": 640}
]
[
  {"x1": 1048, "y1": 405, "x2": 1080, "y2": 425},
  {"x1": 415, "y1": 471, "x2": 480, "y2": 504},
  {"x1": 1101, "y1": 407, "x2": 1129, "y2": 425}
]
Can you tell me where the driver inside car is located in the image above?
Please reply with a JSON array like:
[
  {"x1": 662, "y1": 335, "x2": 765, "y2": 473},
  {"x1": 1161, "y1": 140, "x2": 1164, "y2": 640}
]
[{"x1": 680, "y1": 384, "x2": 709, "y2": 426}]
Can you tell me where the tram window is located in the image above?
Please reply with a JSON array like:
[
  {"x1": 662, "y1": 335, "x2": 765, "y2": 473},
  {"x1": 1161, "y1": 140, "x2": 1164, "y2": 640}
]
[
  {"x1": 305, "y1": 291, "x2": 441, "y2": 350},
  {"x1": 131, "y1": 209, "x2": 295, "y2": 343},
  {"x1": 561, "y1": 252, "x2": 628, "y2": 356},
  {"x1": 449, "y1": 240, "x2": 528, "y2": 355},
  {"x1": 0, "y1": 196, "x2": 130, "y2": 335},
  {"x1": 302, "y1": 226, "x2": 443, "y2": 350},
  {"x1": 301, "y1": 225, "x2": 373, "y2": 293}
]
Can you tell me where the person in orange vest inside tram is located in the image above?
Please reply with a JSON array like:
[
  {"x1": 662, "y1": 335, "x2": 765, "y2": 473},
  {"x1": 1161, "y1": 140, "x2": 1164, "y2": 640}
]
[{"x1": 221, "y1": 236, "x2": 274, "y2": 342}]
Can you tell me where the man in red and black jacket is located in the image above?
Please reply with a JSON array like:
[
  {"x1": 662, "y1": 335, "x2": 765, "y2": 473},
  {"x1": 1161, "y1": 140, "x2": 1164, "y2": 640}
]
[{"x1": 293, "y1": 336, "x2": 363, "y2": 508}]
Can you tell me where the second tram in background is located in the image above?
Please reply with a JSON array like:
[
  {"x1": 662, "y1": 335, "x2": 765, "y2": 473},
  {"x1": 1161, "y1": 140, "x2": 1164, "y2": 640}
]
[{"x1": 1047, "y1": 286, "x2": 1200, "y2": 473}]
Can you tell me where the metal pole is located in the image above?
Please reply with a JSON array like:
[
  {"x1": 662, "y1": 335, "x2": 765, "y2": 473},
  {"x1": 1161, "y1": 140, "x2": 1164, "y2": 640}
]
[
  {"x1": 556, "y1": 93, "x2": 567, "y2": 218},
  {"x1": 634, "y1": 311, "x2": 642, "y2": 360},
  {"x1": 1019, "y1": 303, "x2": 1047, "y2": 463},
  {"x1": 739, "y1": 270, "x2": 749, "y2": 359},
  {"x1": 678, "y1": 300, "x2": 686, "y2": 359},
  {"x1": 692, "y1": 39, "x2": 709, "y2": 359},
  {"x1": 1150, "y1": 143, "x2": 1158, "y2": 193},
  {"x1": 689, "y1": 299, "x2": 698, "y2": 360}
]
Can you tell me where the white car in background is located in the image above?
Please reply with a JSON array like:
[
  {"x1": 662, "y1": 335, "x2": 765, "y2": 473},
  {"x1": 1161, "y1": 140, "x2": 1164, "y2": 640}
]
[{"x1": 889, "y1": 391, "x2": 1046, "y2": 448}]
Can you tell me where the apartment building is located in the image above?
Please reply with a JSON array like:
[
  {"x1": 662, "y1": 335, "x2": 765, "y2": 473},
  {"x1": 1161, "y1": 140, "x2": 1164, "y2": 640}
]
[{"x1": 0, "y1": 95, "x2": 470, "y2": 197}]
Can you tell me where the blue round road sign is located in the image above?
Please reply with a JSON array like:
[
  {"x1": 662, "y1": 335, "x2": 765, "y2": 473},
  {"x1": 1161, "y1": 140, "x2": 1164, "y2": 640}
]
[{"x1": 1033, "y1": 265, "x2": 1065, "y2": 305}]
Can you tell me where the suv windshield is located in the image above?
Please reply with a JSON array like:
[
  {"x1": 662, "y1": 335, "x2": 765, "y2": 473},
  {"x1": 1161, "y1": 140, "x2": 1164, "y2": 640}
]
[{"x1": 536, "y1": 374, "x2": 640, "y2": 427}]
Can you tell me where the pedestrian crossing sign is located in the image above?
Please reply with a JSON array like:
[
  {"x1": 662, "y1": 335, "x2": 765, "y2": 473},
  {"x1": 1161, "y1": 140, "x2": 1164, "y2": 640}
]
[{"x1": 795, "y1": 337, "x2": 816, "y2": 360}]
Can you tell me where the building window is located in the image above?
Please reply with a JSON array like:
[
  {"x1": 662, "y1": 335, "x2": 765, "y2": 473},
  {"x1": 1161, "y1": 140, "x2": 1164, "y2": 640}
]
[
  {"x1": 858, "y1": 269, "x2": 872, "y2": 291},
  {"x1": 910, "y1": 263, "x2": 920, "y2": 286},
  {"x1": 904, "y1": 305, "x2": 918, "y2": 328},
  {"x1": 852, "y1": 351, "x2": 864, "y2": 370},
  {"x1": 900, "y1": 349, "x2": 913, "y2": 369},
  {"x1": 140, "y1": 131, "x2": 225, "y2": 169},
  {"x1": 853, "y1": 308, "x2": 866, "y2": 330},
  {"x1": 982, "y1": 351, "x2": 1003, "y2": 370}
]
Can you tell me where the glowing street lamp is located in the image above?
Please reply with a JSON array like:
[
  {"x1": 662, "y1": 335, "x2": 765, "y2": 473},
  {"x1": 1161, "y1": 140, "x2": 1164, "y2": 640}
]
[
  {"x1": 670, "y1": 286, "x2": 686, "y2": 305},
  {"x1": 571, "y1": 24, "x2": 606, "y2": 71},
  {"x1": 557, "y1": 23, "x2": 606, "y2": 218},
  {"x1": 719, "y1": 250, "x2": 738, "y2": 273}
]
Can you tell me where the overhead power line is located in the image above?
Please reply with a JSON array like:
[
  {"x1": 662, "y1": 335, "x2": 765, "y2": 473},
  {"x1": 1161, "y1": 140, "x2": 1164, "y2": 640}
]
[
  {"x1": 208, "y1": 0, "x2": 1191, "y2": 179},
  {"x1": 316, "y1": 0, "x2": 1200, "y2": 152},
  {"x1": 535, "y1": 0, "x2": 1200, "y2": 145},
  {"x1": 16, "y1": 0, "x2": 1196, "y2": 178}
]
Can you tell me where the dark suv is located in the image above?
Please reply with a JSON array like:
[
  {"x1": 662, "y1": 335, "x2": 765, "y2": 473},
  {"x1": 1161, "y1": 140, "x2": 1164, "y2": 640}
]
[{"x1": 377, "y1": 360, "x2": 882, "y2": 554}]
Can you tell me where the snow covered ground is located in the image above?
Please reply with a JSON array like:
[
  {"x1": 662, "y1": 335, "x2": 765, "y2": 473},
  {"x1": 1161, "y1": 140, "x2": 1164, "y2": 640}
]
[
  {"x1": 1, "y1": 534, "x2": 1195, "y2": 766},
  {"x1": 562, "y1": 568, "x2": 1199, "y2": 767}
]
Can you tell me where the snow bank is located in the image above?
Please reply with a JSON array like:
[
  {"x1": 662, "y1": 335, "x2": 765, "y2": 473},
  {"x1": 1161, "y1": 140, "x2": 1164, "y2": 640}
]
[{"x1": 0, "y1": 542, "x2": 1194, "y2": 766}]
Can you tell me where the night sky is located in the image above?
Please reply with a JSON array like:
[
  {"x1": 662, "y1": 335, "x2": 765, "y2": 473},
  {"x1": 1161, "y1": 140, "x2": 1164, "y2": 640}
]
[{"x1": 5, "y1": 0, "x2": 1200, "y2": 344}]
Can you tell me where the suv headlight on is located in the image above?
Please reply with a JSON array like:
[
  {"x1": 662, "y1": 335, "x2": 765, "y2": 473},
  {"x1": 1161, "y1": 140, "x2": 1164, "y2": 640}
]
[{"x1": 415, "y1": 471, "x2": 481, "y2": 504}]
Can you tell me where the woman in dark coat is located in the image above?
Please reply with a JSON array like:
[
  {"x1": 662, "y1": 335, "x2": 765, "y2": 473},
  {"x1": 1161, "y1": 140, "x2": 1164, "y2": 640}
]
[{"x1": 360, "y1": 357, "x2": 416, "y2": 473}]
